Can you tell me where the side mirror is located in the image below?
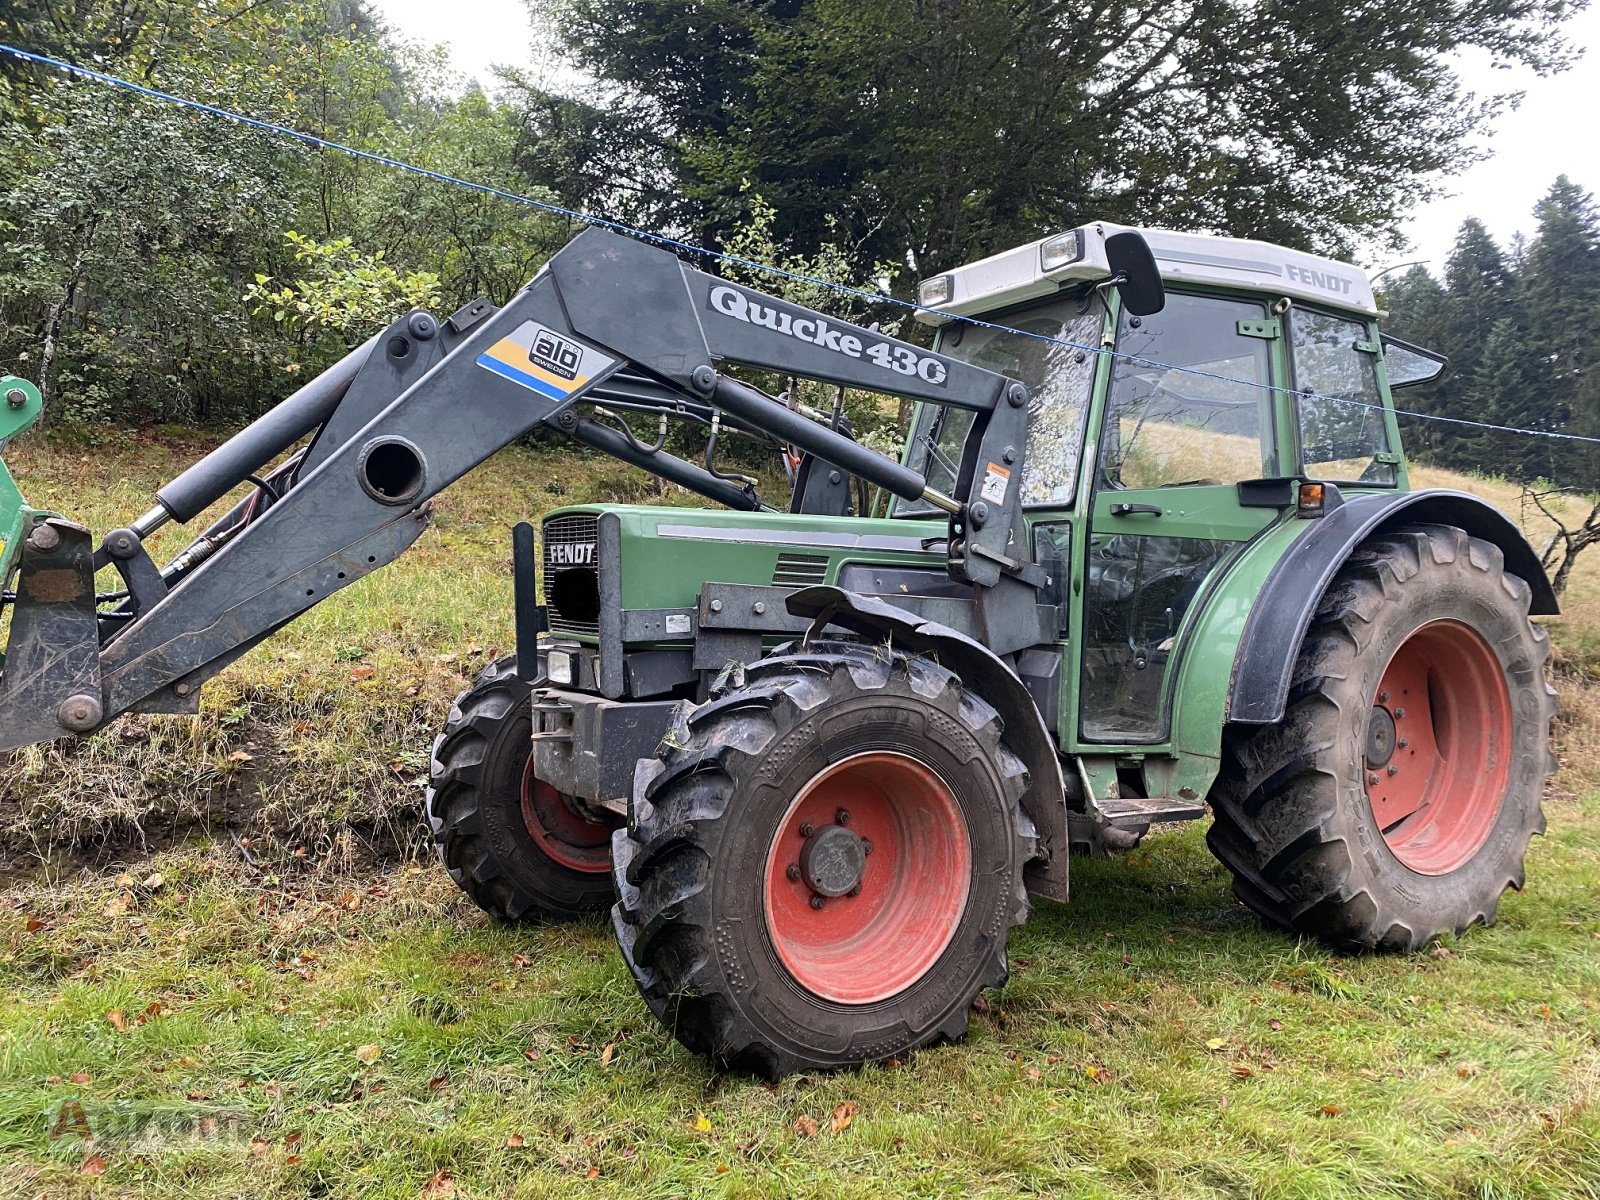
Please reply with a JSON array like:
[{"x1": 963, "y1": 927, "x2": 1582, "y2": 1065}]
[{"x1": 1105, "y1": 231, "x2": 1165, "y2": 316}]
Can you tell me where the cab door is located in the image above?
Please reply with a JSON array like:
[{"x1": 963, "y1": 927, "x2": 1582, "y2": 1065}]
[{"x1": 1075, "y1": 291, "x2": 1284, "y2": 746}]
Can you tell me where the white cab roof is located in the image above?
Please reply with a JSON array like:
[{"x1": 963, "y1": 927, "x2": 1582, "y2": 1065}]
[{"x1": 915, "y1": 221, "x2": 1376, "y2": 324}]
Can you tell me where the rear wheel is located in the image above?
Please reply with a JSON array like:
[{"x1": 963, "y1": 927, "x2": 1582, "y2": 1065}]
[
  {"x1": 612, "y1": 644, "x2": 1035, "y2": 1077},
  {"x1": 428, "y1": 656, "x2": 620, "y2": 922},
  {"x1": 1208, "y1": 524, "x2": 1557, "y2": 951}
]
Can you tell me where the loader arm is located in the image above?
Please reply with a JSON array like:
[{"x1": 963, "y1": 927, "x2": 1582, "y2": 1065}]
[{"x1": 0, "y1": 227, "x2": 1042, "y2": 750}]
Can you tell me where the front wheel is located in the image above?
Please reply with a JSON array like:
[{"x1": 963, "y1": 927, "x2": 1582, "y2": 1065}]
[
  {"x1": 1208, "y1": 524, "x2": 1557, "y2": 951},
  {"x1": 427, "y1": 656, "x2": 621, "y2": 922},
  {"x1": 612, "y1": 644, "x2": 1036, "y2": 1077}
]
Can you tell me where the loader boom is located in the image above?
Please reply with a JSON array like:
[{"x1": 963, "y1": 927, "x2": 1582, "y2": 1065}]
[{"x1": 0, "y1": 227, "x2": 1055, "y2": 749}]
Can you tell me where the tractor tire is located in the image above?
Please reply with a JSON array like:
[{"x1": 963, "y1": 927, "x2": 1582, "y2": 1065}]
[
  {"x1": 611, "y1": 643, "x2": 1036, "y2": 1077},
  {"x1": 1207, "y1": 524, "x2": 1557, "y2": 951},
  {"x1": 427, "y1": 656, "x2": 619, "y2": 923}
]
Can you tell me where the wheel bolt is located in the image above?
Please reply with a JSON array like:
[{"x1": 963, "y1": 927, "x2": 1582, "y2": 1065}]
[
  {"x1": 1394, "y1": 707, "x2": 1406, "y2": 718},
  {"x1": 1367, "y1": 773, "x2": 1380, "y2": 786},
  {"x1": 836, "y1": 809, "x2": 850, "y2": 826},
  {"x1": 799, "y1": 821, "x2": 813, "y2": 838},
  {"x1": 1398, "y1": 738, "x2": 1408, "y2": 749},
  {"x1": 1379, "y1": 692, "x2": 1390, "y2": 703},
  {"x1": 848, "y1": 883, "x2": 861, "y2": 897},
  {"x1": 809, "y1": 895, "x2": 825, "y2": 910},
  {"x1": 786, "y1": 864, "x2": 801, "y2": 881},
  {"x1": 1387, "y1": 765, "x2": 1399, "y2": 776},
  {"x1": 862, "y1": 840, "x2": 872, "y2": 855}
]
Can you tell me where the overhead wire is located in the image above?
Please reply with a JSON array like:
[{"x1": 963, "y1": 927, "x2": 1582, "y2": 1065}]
[{"x1": 3, "y1": 41, "x2": 1599, "y2": 449}]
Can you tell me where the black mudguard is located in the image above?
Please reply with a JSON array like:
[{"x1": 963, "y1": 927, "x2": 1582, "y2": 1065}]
[
  {"x1": 786, "y1": 585, "x2": 1069, "y2": 903},
  {"x1": 1228, "y1": 488, "x2": 1558, "y2": 726}
]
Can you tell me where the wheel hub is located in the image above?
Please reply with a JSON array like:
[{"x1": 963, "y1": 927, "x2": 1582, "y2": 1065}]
[
  {"x1": 1366, "y1": 705, "x2": 1397, "y2": 769},
  {"x1": 799, "y1": 823, "x2": 867, "y2": 897}
]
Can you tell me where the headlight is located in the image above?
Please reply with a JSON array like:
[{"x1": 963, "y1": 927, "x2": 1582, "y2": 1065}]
[
  {"x1": 917, "y1": 274, "x2": 954, "y2": 308},
  {"x1": 547, "y1": 650, "x2": 573, "y2": 686},
  {"x1": 1040, "y1": 230, "x2": 1085, "y2": 272}
]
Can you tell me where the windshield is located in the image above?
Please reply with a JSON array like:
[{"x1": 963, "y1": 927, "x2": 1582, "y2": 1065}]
[{"x1": 899, "y1": 299, "x2": 1104, "y2": 513}]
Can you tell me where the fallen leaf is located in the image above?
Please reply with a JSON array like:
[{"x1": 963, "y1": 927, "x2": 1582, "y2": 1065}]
[
  {"x1": 285, "y1": 1155, "x2": 303, "y2": 1165},
  {"x1": 692, "y1": 1111, "x2": 712, "y2": 1132},
  {"x1": 585, "y1": 1166, "x2": 600, "y2": 1180},
  {"x1": 1027, "y1": 1067, "x2": 1042, "y2": 1081},
  {"x1": 285, "y1": 1131, "x2": 302, "y2": 1147},
  {"x1": 349, "y1": 665, "x2": 375, "y2": 681},
  {"x1": 228, "y1": 750, "x2": 254, "y2": 764},
  {"x1": 427, "y1": 1074, "x2": 448, "y2": 1092},
  {"x1": 113, "y1": 872, "x2": 137, "y2": 887},
  {"x1": 249, "y1": 1137, "x2": 269, "y2": 1156},
  {"x1": 506, "y1": 1133, "x2": 526, "y2": 1148},
  {"x1": 1205, "y1": 1037, "x2": 1228, "y2": 1051},
  {"x1": 1231, "y1": 1065, "x2": 1254, "y2": 1078},
  {"x1": 1321, "y1": 1104, "x2": 1343, "y2": 1117},
  {"x1": 80, "y1": 1154, "x2": 107, "y2": 1177},
  {"x1": 69, "y1": 1072, "x2": 91, "y2": 1084},
  {"x1": 355, "y1": 1044, "x2": 381, "y2": 1064},
  {"x1": 512, "y1": 953, "x2": 533, "y2": 970},
  {"x1": 142, "y1": 872, "x2": 164, "y2": 891},
  {"x1": 1268, "y1": 1019, "x2": 1283, "y2": 1031},
  {"x1": 422, "y1": 1169, "x2": 455, "y2": 1197},
  {"x1": 829, "y1": 1101, "x2": 858, "y2": 1134},
  {"x1": 716, "y1": 1163, "x2": 729, "y2": 1174},
  {"x1": 24, "y1": 915, "x2": 44, "y2": 933},
  {"x1": 105, "y1": 1009, "x2": 127, "y2": 1032},
  {"x1": 793, "y1": 1115, "x2": 819, "y2": 1138},
  {"x1": 599, "y1": 1042, "x2": 616, "y2": 1068},
  {"x1": 102, "y1": 892, "x2": 133, "y2": 918},
  {"x1": 521, "y1": 1048, "x2": 541, "y2": 1062}
]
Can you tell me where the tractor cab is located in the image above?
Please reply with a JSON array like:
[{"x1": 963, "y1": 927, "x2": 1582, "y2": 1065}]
[{"x1": 904, "y1": 223, "x2": 1446, "y2": 752}]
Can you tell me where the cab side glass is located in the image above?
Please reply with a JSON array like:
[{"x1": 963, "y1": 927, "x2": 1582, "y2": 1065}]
[
  {"x1": 1290, "y1": 309, "x2": 1396, "y2": 485},
  {"x1": 1100, "y1": 293, "x2": 1273, "y2": 489}
]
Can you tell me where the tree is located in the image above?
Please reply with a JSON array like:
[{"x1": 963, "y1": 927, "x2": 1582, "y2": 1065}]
[{"x1": 521, "y1": 0, "x2": 1582, "y2": 286}]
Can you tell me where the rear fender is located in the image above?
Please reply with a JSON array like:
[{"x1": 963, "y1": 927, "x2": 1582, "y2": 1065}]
[
  {"x1": 786, "y1": 585, "x2": 1069, "y2": 903},
  {"x1": 1228, "y1": 489, "x2": 1557, "y2": 727}
]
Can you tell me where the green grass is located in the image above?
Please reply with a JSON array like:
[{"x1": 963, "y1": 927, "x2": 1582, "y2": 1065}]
[
  {"x1": 2, "y1": 810, "x2": 1598, "y2": 1198},
  {"x1": 2, "y1": 430, "x2": 1600, "y2": 1197}
]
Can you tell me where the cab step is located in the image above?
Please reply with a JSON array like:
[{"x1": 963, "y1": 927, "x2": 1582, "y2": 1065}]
[{"x1": 1097, "y1": 796, "x2": 1207, "y2": 826}]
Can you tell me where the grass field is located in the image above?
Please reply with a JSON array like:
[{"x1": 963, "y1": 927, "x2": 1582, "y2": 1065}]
[{"x1": 2, "y1": 432, "x2": 1600, "y2": 1198}]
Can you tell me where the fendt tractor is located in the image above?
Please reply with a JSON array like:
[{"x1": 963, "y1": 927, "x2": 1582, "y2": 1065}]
[{"x1": 0, "y1": 223, "x2": 1558, "y2": 1076}]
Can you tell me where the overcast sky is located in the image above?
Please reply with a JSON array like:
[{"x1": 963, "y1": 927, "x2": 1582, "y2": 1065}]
[{"x1": 374, "y1": 0, "x2": 1600, "y2": 276}]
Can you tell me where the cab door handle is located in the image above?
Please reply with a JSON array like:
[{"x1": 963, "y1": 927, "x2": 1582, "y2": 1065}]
[{"x1": 1109, "y1": 502, "x2": 1163, "y2": 517}]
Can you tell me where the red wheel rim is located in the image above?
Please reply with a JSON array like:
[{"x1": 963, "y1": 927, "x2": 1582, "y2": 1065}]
[
  {"x1": 519, "y1": 757, "x2": 617, "y2": 873},
  {"x1": 763, "y1": 752, "x2": 971, "y2": 1005},
  {"x1": 1365, "y1": 619, "x2": 1512, "y2": 875}
]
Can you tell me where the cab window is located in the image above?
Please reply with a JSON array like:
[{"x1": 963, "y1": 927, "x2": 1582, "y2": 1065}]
[
  {"x1": 1100, "y1": 293, "x2": 1273, "y2": 488},
  {"x1": 1290, "y1": 308, "x2": 1395, "y2": 485}
]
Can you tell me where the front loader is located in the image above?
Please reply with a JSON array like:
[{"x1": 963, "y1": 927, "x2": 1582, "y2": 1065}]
[{"x1": 0, "y1": 222, "x2": 1559, "y2": 1077}]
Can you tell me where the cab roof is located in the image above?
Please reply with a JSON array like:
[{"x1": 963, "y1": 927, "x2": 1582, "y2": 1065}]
[{"x1": 915, "y1": 221, "x2": 1377, "y2": 325}]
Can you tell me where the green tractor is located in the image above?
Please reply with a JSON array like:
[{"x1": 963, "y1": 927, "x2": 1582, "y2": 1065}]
[{"x1": 0, "y1": 222, "x2": 1558, "y2": 1078}]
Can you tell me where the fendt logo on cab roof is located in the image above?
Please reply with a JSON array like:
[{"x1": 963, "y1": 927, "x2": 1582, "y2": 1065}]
[
  {"x1": 1284, "y1": 263, "x2": 1356, "y2": 296},
  {"x1": 708, "y1": 285, "x2": 948, "y2": 386}
]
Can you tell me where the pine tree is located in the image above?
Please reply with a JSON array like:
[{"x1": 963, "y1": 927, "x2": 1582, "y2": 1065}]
[{"x1": 1523, "y1": 176, "x2": 1600, "y2": 482}]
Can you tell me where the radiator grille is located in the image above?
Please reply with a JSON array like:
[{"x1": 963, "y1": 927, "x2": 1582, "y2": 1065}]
[
  {"x1": 772, "y1": 552, "x2": 830, "y2": 588},
  {"x1": 543, "y1": 513, "x2": 601, "y2": 637}
]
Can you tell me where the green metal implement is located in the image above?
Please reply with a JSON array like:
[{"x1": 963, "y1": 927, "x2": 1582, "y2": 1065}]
[{"x1": 0, "y1": 375, "x2": 44, "y2": 668}]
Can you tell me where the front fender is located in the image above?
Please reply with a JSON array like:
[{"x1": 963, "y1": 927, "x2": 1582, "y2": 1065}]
[
  {"x1": 1227, "y1": 489, "x2": 1557, "y2": 727},
  {"x1": 785, "y1": 585, "x2": 1069, "y2": 903}
]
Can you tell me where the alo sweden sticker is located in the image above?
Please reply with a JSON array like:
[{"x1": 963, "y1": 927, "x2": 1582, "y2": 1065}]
[{"x1": 477, "y1": 320, "x2": 615, "y2": 401}]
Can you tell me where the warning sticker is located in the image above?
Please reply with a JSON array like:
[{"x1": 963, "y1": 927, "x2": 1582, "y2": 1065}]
[
  {"x1": 979, "y1": 462, "x2": 1011, "y2": 505},
  {"x1": 476, "y1": 320, "x2": 615, "y2": 401}
]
